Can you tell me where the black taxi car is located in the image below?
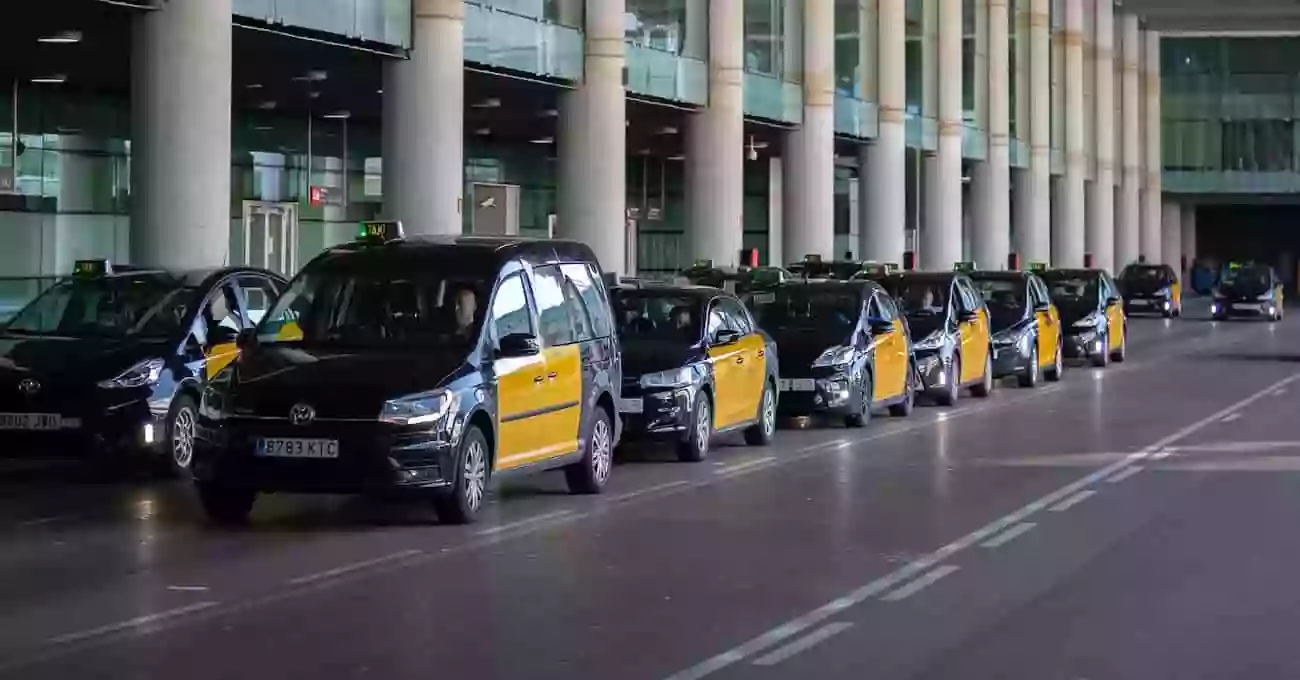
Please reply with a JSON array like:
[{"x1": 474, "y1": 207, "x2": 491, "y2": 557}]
[
  {"x1": 1040, "y1": 268, "x2": 1127, "y2": 366},
  {"x1": 745, "y1": 280, "x2": 915, "y2": 426},
  {"x1": 1211, "y1": 262, "x2": 1285, "y2": 321},
  {"x1": 966, "y1": 266, "x2": 1064, "y2": 387},
  {"x1": 861, "y1": 265, "x2": 995, "y2": 405},
  {"x1": 192, "y1": 223, "x2": 623, "y2": 525},
  {"x1": 787, "y1": 255, "x2": 865, "y2": 281},
  {"x1": 677, "y1": 261, "x2": 792, "y2": 295},
  {"x1": 612, "y1": 285, "x2": 778, "y2": 462},
  {"x1": 0, "y1": 259, "x2": 285, "y2": 473},
  {"x1": 1117, "y1": 262, "x2": 1182, "y2": 318}
]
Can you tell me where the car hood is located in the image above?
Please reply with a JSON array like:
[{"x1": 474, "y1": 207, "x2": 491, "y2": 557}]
[
  {"x1": 904, "y1": 315, "x2": 947, "y2": 341},
  {"x1": 0, "y1": 334, "x2": 171, "y2": 388},
  {"x1": 767, "y1": 328, "x2": 850, "y2": 369},
  {"x1": 1054, "y1": 300, "x2": 1098, "y2": 328},
  {"x1": 619, "y1": 339, "x2": 701, "y2": 378},
  {"x1": 1119, "y1": 278, "x2": 1168, "y2": 297},
  {"x1": 228, "y1": 345, "x2": 468, "y2": 420}
]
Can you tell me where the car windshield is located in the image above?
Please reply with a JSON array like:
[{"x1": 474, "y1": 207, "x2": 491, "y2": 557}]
[
  {"x1": 5, "y1": 275, "x2": 194, "y2": 339},
  {"x1": 892, "y1": 280, "x2": 951, "y2": 317},
  {"x1": 1119, "y1": 265, "x2": 1168, "y2": 284},
  {"x1": 971, "y1": 278, "x2": 1028, "y2": 325},
  {"x1": 746, "y1": 287, "x2": 860, "y2": 333},
  {"x1": 613, "y1": 292, "x2": 702, "y2": 343},
  {"x1": 256, "y1": 256, "x2": 489, "y2": 347},
  {"x1": 1042, "y1": 274, "x2": 1099, "y2": 303},
  {"x1": 1221, "y1": 265, "x2": 1271, "y2": 294}
]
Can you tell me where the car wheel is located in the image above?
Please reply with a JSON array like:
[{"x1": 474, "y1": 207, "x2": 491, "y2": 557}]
[
  {"x1": 566, "y1": 407, "x2": 613, "y2": 494},
  {"x1": 1111, "y1": 326, "x2": 1127, "y2": 363},
  {"x1": 744, "y1": 381, "x2": 777, "y2": 446},
  {"x1": 433, "y1": 424, "x2": 489, "y2": 524},
  {"x1": 1044, "y1": 340, "x2": 1064, "y2": 382},
  {"x1": 845, "y1": 375, "x2": 872, "y2": 428},
  {"x1": 1018, "y1": 343, "x2": 1039, "y2": 388},
  {"x1": 165, "y1": 393, "x2": 199, "y2": 477},
  {"x1": 936, "y1": 355, "x2": 960, "y2": 406},
  {"x1": 677, "y1": 392, "x2": 713, "y2": 462},
  {"x1": 196, "y1": 482, "x2": 256, "y2": 525},
  {"x1": 971, "y1": 352, "x2": 994, "y2": 397},
  {"x1": 888, "y1": 363, "x2": 917, "y2": 417},
  {"x1": 1091, "y1": 332, "x2": 1110, "y2": 368}
]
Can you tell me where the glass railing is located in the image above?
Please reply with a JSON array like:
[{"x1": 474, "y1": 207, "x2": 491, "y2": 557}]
[
  {"x1": 626, "y1": 46, "x2": 707, "y2": 105},
  {"x1": 963, "y1": 125, "x2": 987, "y2": 161},
  {"x1": 232, "y1": 0, "x2": 412, "y2": 48},
  {"x1": 463, "y1": 2, "x2": 583, "y2": 80},
  {"x1": 905, "y1": 111, "x2": 937, "y2": 151},
  {"x1": 834, "y1": 95, "x2": 877, "y2": 139},
  {"x1": 0, "y1": 277, "x2": 59, "y2": 324},
  {"x1": 744, "y1": 73, "x2": 803, "y2": 124},
  {"x1": 1164, "y1": 171, "x2": 1300, "y2": 194}
]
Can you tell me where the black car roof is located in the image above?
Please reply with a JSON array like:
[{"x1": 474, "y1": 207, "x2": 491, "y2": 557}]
[
  {"x1": 884, "y1": 271, "x2": 961, "y2": 283},
  {"x1": 77, "y1": 265, "x2": 279, "y2": 288},
  {"x1": 322, "y1": 235, "x2": 600, "y2": 273},
  {"x1": 1040, "y1": 268, "x2": 1100, "y2": 278},
  {"x1": 768, "y1": 279, "x2": 884, "y2": 295},
  {"x1": 966, "y1": 270, "x2": 1031, "y2": 281},
  {"x1": 615, "y1": 285, "x2": 725, "y2": 300}
]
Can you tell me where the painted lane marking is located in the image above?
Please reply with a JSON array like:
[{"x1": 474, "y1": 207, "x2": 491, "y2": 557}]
[
  {"x1": 1049, "y1": 489, "x2": 1097, "y2": 512},
  {"x1": 165, "y1": 585, "x2": 210, "y2": 592},
  {"x1": 49, "y1": 601, "x2": 221, "y2": 645},
  {"x1": 1163, "y1": 440, "x2": 1300, "y2": 454},
  {"x1": 16, "y1": 514, "x2": 76, "y2": 528},
  {"x1": 1106, "y1": 465, "x2": 1144, "y2": 484},
  {"x1": 609, "y1": 480, "x2": 694, "y2": 504},
  {"x1": 881, "y1": 565, "x2": 961, "y2": 602},
  {"x1": 1151, "y1": 448, "x2": 1174, "y2": 460},
  {"x1": 714, "y1": 456, "x2": 776, "y2": 476},
  {"x1": 751, "y1": 622, "x2": 854, "y2": 667},
  {"x1": 979, "y1": 522, "x2": 1037, "y2": 549},
  {"x1": 1220, "y1": 413, "x2": 1242, "y2": 423},
  {"x1": 475, "y1": 510, "x2": 576, "y2": 537},
  {"x1": 1274, "y1": 388, "x2": 1287, "y2": 396},
  {"x1": 285, "y1": 549, "x2": 424, "y2": 586},
  {"x1": 661, "y1": 371, "x2": 1300, "y2": 680}
]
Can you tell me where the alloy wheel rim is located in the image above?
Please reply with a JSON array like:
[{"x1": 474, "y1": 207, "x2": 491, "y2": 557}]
[
  {"x1": 172, "y1": 407, "x2": 195, "y2": 469},
  {"x1": 697, "y1": 400, "x2": 711, "y2": 453},
  {"x1": 463, "y1": 440, "x2": 487, "y2": 511},
  {"x1": 762, "y1": 389, "x2": 775, "y2": 435},
  {"x1": 591, "y1": 418, "x2": 612, "y2": 484}
]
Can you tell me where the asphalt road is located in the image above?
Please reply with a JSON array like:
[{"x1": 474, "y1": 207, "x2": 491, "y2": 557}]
[{"x1": 0, "y1": 301, "x2": 1297, "y2": 679}]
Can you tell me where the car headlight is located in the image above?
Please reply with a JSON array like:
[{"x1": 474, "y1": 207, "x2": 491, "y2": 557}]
[
  {"x1": 1212, "y1": 289, "x2": 1226, "y2": 300},
  {"x1": 812, "y1": 346, "x2": 855, "y2": 368},
  {"x1": 640, "y1": 367, "x2": 694, "y2": 389},
  {"x1": 1073, "y1": 312, "x2": 1105, "y2": 329},
  {"x1": 913, "y1": 332, "x2": 944, "y2": 351},
  {"x1": 379, "y1": 390, "x2": 458, "y2": 427},
  {"x1": 1155, "y1": 287, "x2": 1171, "y2": 297},
  {"x1": 1257, "y1": 291, "x2": 1275, "y2": 301},
  {"x1": 97, "y1": 358, "x2": 165, "y2": 389}
]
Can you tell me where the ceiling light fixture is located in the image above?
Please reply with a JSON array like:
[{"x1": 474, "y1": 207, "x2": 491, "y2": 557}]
[
  {"x1": 322, "y1": 111, "x2": 351, "y2": 119},
  {"x1": 246, "y1": 83, "x2": 264, "y2": 90},
  {"x1": 472, "y1": 98, "x2": 502, "y2": 109},
  {"x1": 38, "y1": 31, "x2": 82, "y2": 44},
  {"x1": 30, "y1": 75, "x2": 67, "y2": 84},
  {"x1": 474, "y1": 127, "x2": 492, "y2": 136},
  {"x1": 257, "y1": 100, "x2": 277, "y2": 110},
  {"x1": 530, "y1": 137, "x2": 555, "y2": 144},
  {"x1": 293, "y1": 70, "x2": 328, "y2": 82},
  {"x1": 253, "y1": 125, "x2": 274, "y2": 132}
]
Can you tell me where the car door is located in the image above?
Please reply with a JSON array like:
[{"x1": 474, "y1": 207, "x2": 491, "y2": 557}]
[
  {"x1": 1103, "y1": 274, "x2": 1125, "y2": 348},
  {"x1": 525, "y1": 265, "x2": 584, "y2": 462},
  {"x1": 1164, "y1": 266, "x2": 1182, "y2": 310},
  {"x1": 716, "y1": 297, "x2": 766, "y2": 423},
  {"x1": 1029, "y1": 277, "x2": 1059, "y2": 366},
  {"x1": 868, "y1": 293, "x2": 907, "y2": 401},
  {"x1": 954, "y1": 279, "x2": 988, "y2": 383},
  {"x1": 705, "y1": 302, "x2": 745, "y2": 428},
  {"x1": 201, "y1": 283, "x2": 246, "y2": 380},
  {"x1": 489, "y1": 271, "x2": 551, "y2": 470}
]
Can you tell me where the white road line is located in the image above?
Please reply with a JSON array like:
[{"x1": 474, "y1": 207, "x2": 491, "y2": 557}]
[
  {"x1": 474, "y1": 510, "x2": 576, "y2": 537},
  {"x1": 16, "y1": 514, "x2": 75, "y2": 528},
  {"x1": 609, "y1": 480, "x2": 694, "y2": 503},
  {"x1": 1220, "y1": 413, "x2": 1242, "y2": 423},
  {"x1": 285, "y1": 549, "x2": 424, "y2": 586},
  {"x1": 1151, "y1": 448, "x2": 1174, "y2": 460},
  {"x1": 881, "y1": 565, "x2": 961, "y2": 602},
  {"x1": 661, "y1": 371, "x2": 1300, "y2": 680},
  {"x1": 751, "y1": 622, "x2": 854, "y2": 667},
  {"x1": 165, "y1": 585, "x2": 210, "y2": 592},
  {"x1": 1274, "y1": 388, "x2": 1287, "y2": 396},
  {"x1": 50, "y1": 601, "x2": 221, "y2": 645},
  {"x1": 979, "y1": 522, "x2": 1037, "y2": 549},
  {"x1": 1106, "y1": 465, "x2": 1144, "y2": 484},
  {"x1": 1049, "y1": 489, "x2": 1097, "y2": 512},
  {"x1": 714, "y1": 456, "x2": 777, "y2": 477}
]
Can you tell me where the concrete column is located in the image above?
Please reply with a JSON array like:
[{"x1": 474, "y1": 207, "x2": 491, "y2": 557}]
[
  {"x1": 1015, "y1": 0, "x2": 1051, "y2": 264},
  {"x1": 687, "y1": 0, "x2": 744, "y2": 267},
  {"x1": 1140, "y1": 30, "x2": 1162, "y2": 262},
  {"x1": 559, "y1": 0, "x2": 627, "y2": 273},
  {"x1": 861, "y1": 0, "x2": 907, "y2": 264},
  {"x1": 1115, "y1": 14, "x2": 1141, "y2": 268},
  {"x1": 129, "y1": 0, "x2": 232, "y2": 269},
  {"x1": 1161, "y1": 198, "x2": 1181, "y2": 273},
  {"x1": 783, "y1": 0, "x2": 835, "y2": 261},
  {"x1": 1087, "y1": 0, "x2": 1115, "y2": 272},
  {"x1": 921, "y1": 0, "x2": 963, "y2": 270},
  {"x1": 1054, "y1": 0, "x2": 1085, "y2": 268},
  {"x1": 1180, "y1": 205, "x2": 1196, "y2": 272},
  {"x1": 382, "y1": 0, "x2": 464, "y2": 237},
  {"x1": 972, "y1": 0, "x2": 1010, "y2": 270}
]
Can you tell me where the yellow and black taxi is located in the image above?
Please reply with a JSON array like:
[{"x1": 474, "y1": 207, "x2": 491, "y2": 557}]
[
  {"x1": 192, "y1": 223, "x2": 623, "y2": 525},
  {"x1": 0, "y1": 259, "x2": 285, "y2": 473},
  {"x1": 1039, "y1": 268, "x2": 1127, "y2": 366},
  {"x1": 611, "y1": 285, "x2": 778, "y2": 462},
  {"x1": 1117, "y1": 262, "x2": 1182, "y2": 318},
  {"x1": 966, "y1": 265, "x2": 1065, "y2": 387},
  {"x1": 744, "y1": 280, "x2": 915, "y2": 426},
  {"x1": 1211, "y1": 262, "x2": 1285, "y2": 322},
  {"x1": 787, "y1": 254, "x2": 865, "y2": 281},
  {"x1": 863, "y1": 264, "x2": 995, "y2": 405},
  {"x1": 678, "y1": 261, "x2": 793, "y2": 295},
  {"x1": 849, "y1": 261, "x2": 902, "y2": 281}
]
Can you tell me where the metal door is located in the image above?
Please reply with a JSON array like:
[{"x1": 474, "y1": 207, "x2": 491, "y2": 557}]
[{"x1": 241, "y1": 202, "x2": 299, "y2": 276}]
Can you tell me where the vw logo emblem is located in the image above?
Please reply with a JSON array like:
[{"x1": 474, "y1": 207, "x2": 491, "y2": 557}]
[
  {"x1": 17, "y1": 378, "x2": 40, "y2": 396},
  {"x1": 289, "y1": 403, "x2": 316, "y2": 426}
]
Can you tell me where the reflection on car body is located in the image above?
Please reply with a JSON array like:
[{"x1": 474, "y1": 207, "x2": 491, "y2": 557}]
[
  {"x1": 744, "y1": 280, "x2": 915, "y2": 425},
  {"x1": 966, "y1": 267, "x2": 1065, "y2": 387},
  {"x1": 1211, "y1": 262, "x2": 1285, "y2": 322},
  {"x1": 1118, "y1": 263, "x2": 1182, "y2": 318},
  {"x1": 193, "y1": 223, "x2": 623, "y2": 525},
  {"x1": 613, "y1": 285, "x2": 779, "y2": 461},
  {"x1": 0, "y1": 259, "x2": 285, "y2": 474},
  {"x1": 1040, "y1": 268, "x2": 1128, "y2": 367}
]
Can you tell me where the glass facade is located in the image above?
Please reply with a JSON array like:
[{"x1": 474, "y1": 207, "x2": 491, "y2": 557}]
[
  {"x1": 625, "y1": 0, "x2": 709, "y2": 104},
  {"x1": 463, "y1": 1, "x2": 584, "y2": 80},
  {"x1": 744, "y1": 0, "x2": 804, "y2": 122},
  {"x1": 233, "y1": 0, "x2": 412, "y2": 47}
]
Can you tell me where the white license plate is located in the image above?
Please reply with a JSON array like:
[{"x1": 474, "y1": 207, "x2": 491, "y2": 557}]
[
  {"x1": 1233, "y1": 303, "x2": 1260, "y2": 311},
  {"x1": 779, "y1": 378, "x2": 816, "y2": 392},
  {"x1": 256, "y1": 437, "x2": 340, "y2": 459},
  {"x1": 617, "y1": 398, "x2": 643, "y2": 414},
  {"x1": 0, "y1": 413, "x2": 63, "y2": 431}
]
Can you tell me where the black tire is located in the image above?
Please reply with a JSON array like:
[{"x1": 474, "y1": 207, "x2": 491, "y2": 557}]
[
  {"x1": 935, "y1": 355, "x2": 960, "y2": 407},
  {"x1": 845, "y1": 375, "x2": 872, "y2": 428},
  {"x1": 888, "y1": 363, "x2": 917, "y2": 417},
  {"x1": 566, "y1": 407, "x2": 613, "y2": 494},
  {"x1": 196, "y1": 482, "x2": 256, "y2": 525},
  {"x1": 744, "y1": 381, "x2": 777, "y2": 446},
  {"x1": 1110, "y1": 325, "x2": 1127, "y2": 363},
  {"x1": 676, "y1": 393, "x2": 713, "y2": 462},
  {"x1": 1044, "y1": 339, "x2": 1064, "y2": 382},
  {"x1": 1091, "y1": 332, "x2": 1110, "y2": 368},
  {"x1": 163, "y1": 393, "x2": 199, "y2": 477},
  {"x1": 433, "y1": 424, "x2": 489, "y2": 525},
  {"x1": 1017, "y1": 342, "x2": 1040, "y2": 388},
  {"x1": 971, "y1": 352, "x2": 994, "y2": 397}
]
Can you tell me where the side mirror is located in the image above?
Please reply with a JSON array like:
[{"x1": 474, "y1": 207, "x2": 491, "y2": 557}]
[
  {"x1": 1033, "y1": 302, "x2": 1052, "y2": 313},
  {"x1": 1106, "y1": 296, "x2": 1121, "y2": 306},
  {"x1": 958, "y1": 309, "x2": 980, "y2": 322},
  {"x1": 497, "y1": 332, "x2": 541, "y2": 358},
  {"x1": 868, "y1": 318, "x2": 894, "y2": 335},
  {"x1": 712, "y1": 329, "x2": 743, "y2": 346}
]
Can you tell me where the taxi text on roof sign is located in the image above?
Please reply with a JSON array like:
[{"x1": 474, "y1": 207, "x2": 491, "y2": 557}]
[
  {"x1": 953, "y1": 261, "x2": 975, "y2": 272},
  {"x1": 1027, "y1": 261, "x2": 1048, "y2": 272},
  {"x1": 73, "y1": 259, "x2": 112, "y2": 277},
  {"x1": 693, "y1": 259, "x2": 713, "y2": 268},
  {"x1": 357, "y1": 220, "x2": 404, "y2": 242},
  {"x1": 803, "y1": 254, "x2": 823, "y2": 263}
]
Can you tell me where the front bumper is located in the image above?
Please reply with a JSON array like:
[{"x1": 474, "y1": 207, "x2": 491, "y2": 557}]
[
  {"x1": 0, "y1": 393, "x2": 166, "y2": 459},
  {"x1": 1125, "y1": 296, "x2": 1174, "y2": 315},
  {"x1": 617, "y1": 381, "x2": 700, "y2": 439},
  {"x1": 991, "y1": 343, "x2": 1032, "y2": 378},
  {"x1": 775, "y1": 373, "x2": 864, "y2": 417},
  {"x1": 915, "y1": 352, "x2": 952, "y2": 393},
  {"x1": 1062, "y1": 329, "x2": 1105, "y2": 359},
  {"x1": 1211, "y1": 300, "x2": 1277, "y2": 319}
]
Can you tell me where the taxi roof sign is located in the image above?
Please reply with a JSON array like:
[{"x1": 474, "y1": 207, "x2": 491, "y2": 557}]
[
  {"x1": 73, "y1": 259, "x2": 112, "y2": 277},
  {"x1": 953, "y1": 261, "x2": 976, "y2": 272},
  {"x1": 693, "y1": 259, "x2": 714, "y2": 268},
  {"x1": 860, "y1": 262, "x2": 898, "y2": 276},
  {"x1": 357, "y1": 220, "x2": 404, "y2": 243},
  {"x1": 803, "y1": 254, "x2": 823, "y2": 263},
  {"x1": 1027, "y1": 261, "x2": 1048, "y2": 272}
]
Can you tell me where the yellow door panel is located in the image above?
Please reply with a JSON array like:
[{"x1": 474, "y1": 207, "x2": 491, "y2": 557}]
[
  {"x1": 1034, "y1": 311, "x2": 1053, "y2": 365},
  {"x1": 707, "y1": 343, "x2": 745, "y2": 429},
  {"x1": 872, "y1": 321, "x2": 908, "y2": 402},
  {"x1": 1171, "y1": 281, "x2": 1182, "y2": 310},
  {"x1": 533, "y1": 344, "x2": 583, "y2": 460},
  {"x1": 736, "y1": 334, "x2": 768, "y2": 422},
  {"x1": 1108, "y1": 304, "x2": 1125, "y2": 348},
  {"x1": 205, "y1": 343, "x2": 240, "y2": 380},
  {"x1": 958, "y1": 310, "x2": 990, "y2": 384},
  {"x1": 276, "y1": 319, "x2": 303, "y2": 342},
  {"x1": 494, "y1": 353, "x2": 549, "y2": 470}
]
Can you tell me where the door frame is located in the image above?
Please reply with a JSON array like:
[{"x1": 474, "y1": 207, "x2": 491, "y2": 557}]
[{"x1": 241, "y1": 201, "x2": 300, "y2": 275}]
